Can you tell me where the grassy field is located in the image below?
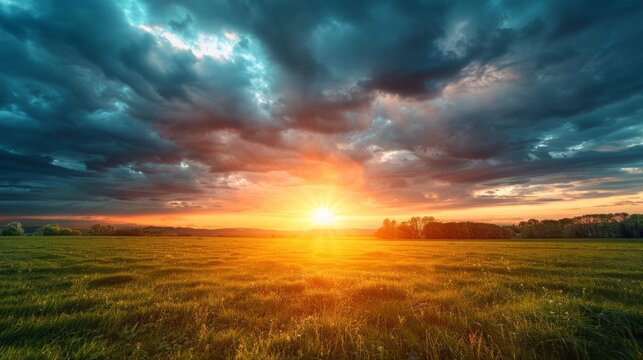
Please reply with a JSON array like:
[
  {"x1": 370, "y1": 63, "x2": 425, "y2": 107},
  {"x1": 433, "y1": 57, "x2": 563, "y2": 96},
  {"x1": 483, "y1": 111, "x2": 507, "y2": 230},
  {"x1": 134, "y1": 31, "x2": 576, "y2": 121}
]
[{"x1": 0, "y1": 237, "x2": 641, "y2": 360}]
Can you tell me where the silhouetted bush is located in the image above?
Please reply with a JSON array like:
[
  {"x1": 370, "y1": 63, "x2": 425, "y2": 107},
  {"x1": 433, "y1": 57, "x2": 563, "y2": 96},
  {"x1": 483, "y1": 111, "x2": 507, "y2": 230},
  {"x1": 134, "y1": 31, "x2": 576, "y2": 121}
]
[
  {"x1": 1, "y1": 222, "x2": 25, "y2": 236},
  {"x1": 88, "y1": 224, "x2": 115, "y2": 236},
  {"x1": 33, "y1": 224, "x2": 81, "y2": 236}
]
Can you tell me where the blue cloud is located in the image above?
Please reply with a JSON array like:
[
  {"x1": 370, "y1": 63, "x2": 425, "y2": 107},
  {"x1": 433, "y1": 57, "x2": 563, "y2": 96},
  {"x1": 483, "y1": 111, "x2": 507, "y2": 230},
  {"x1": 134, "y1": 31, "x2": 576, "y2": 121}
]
[{"x1": 1, "y1": 0, "x2": 642, "y2": 216}]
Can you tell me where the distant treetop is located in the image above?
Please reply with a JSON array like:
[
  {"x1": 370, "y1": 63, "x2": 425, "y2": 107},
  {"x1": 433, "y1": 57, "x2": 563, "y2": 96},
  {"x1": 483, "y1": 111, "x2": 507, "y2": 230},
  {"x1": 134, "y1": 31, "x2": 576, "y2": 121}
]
[
  {"x1": 32, "y1": 224, "x2": 81, "y2": 236},
  {"x1": 376, "y1": 213, "x2": 643, "y2": 239}
]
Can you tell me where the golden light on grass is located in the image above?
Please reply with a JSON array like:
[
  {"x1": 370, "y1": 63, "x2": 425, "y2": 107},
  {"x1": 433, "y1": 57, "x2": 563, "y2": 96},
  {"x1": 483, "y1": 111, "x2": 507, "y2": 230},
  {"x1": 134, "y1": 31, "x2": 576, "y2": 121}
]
[
  {"x1": 312, "y1": 207, "x2": 335, "y2": 226},
  {"x1": 5, "y1": 237, "x2": 641, "y2": 359}
]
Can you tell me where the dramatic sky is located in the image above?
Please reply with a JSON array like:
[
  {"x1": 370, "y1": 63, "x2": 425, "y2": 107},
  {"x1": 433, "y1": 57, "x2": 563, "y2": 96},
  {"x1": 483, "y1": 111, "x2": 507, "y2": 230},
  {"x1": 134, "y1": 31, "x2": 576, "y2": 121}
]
[{"x1": 1, "y1": 0, "x2": 643, "y2": 229}]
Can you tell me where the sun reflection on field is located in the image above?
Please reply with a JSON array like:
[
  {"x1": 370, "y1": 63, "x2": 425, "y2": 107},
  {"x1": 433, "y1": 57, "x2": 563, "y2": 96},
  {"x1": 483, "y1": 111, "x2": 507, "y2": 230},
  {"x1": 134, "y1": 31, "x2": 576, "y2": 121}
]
[{"x1": 1, "y1": 237, "x2": 641, "y2": 358}]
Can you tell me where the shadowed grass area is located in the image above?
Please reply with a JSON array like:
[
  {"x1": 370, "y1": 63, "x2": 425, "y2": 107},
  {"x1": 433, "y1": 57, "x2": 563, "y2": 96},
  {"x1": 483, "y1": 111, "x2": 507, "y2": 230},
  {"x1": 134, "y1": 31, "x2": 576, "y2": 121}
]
[
  {"x1": 87, "y1": 274, "x2": 138, "y2": 288},
  {"x1": 0, "y1": 237, "x2": 641, "y2": 359}
]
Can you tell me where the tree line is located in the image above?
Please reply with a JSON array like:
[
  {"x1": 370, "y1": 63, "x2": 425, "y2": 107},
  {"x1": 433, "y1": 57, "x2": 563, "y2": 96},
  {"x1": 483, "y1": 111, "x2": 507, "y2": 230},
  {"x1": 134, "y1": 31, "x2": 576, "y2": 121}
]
[
  {"x1": 0, "y1": 223, "x2": 191, "y2": 236},
  {"x1": 376, "y1": 213, "x2": 643, "y2": 239},
  {"x1": 84, "y1": 224, "x2": 184, "y2": 236},
  {"x1": 376, "y1": 216, "x2": 511, "y2": 239},
  {"x1": 0, "y1": 223, "x2": 81, "y2": 236},
  {"x1": 511, "y1": 213, "x2": 642, "y2": 238},
  {"x1": 3, "y1": 213, "x2": 642, "y2": 238}
]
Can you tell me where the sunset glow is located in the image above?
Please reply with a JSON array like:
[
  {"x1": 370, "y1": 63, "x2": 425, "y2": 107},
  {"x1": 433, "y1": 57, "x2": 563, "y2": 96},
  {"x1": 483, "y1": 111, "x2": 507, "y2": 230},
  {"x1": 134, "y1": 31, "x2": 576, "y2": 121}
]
[
  {"x1": 0, "y1": 0, "x2": 641, "y2": 230},
  {"x1": 312, "y1": 208, "x2": 335, "y2": 226},
  {"x1": 2, "y1": 2, "x2": 643, "y2": 359}
]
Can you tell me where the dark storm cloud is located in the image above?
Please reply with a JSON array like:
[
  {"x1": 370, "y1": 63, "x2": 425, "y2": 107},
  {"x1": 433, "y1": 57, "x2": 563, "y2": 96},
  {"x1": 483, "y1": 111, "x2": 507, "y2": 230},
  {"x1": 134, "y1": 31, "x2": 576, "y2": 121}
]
[{"x1": 1, "y1": 0, "x2": 642, "y2": 217}]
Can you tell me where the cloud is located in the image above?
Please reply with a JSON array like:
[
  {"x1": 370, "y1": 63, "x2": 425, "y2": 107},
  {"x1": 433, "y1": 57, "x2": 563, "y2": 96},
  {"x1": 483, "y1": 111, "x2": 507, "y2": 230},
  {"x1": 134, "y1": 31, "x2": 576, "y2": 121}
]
[{"x1": 1, "y1": 0, "x2": 642, "y2": 220}]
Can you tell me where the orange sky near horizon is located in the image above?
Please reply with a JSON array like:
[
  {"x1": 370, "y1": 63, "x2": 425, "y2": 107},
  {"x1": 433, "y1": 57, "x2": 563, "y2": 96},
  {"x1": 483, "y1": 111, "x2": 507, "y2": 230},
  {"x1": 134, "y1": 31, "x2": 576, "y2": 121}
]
[
  {"x1": 3, "y1": 1, "x2": 643, "y2": 233},
  {"x1": 8, "y1": 189, "x2": 643, "y2": 230}
]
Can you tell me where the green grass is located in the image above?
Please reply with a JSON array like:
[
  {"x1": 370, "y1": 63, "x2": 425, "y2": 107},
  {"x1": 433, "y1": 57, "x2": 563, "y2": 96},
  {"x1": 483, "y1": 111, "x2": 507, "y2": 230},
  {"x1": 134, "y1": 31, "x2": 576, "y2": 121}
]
[{"x1": 0, "y1": 237, "x2": 642, "y2": 359}]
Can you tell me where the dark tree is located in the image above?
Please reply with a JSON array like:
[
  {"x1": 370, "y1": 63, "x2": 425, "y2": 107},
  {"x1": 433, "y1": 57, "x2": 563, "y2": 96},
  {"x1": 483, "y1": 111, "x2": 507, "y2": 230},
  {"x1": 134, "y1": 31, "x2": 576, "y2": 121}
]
[
  {"x1": 1, "y1": 222, "x2": 25, "y2": 236},
  {"x1": 376, "y1": 217, "x2": 510, "y2": 239},
  {"x1": 375, "y1": 218, "x2": 398, "y2": 239},
  {"x1": 88, "y1": 224, "x2": 115, "y2": 236}
]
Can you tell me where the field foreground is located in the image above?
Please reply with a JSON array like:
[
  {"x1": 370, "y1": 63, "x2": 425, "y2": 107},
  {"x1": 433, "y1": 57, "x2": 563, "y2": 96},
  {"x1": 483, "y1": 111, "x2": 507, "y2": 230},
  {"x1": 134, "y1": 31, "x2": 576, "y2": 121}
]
[{"x1": 0, "y1": 237, "x2": 642, "y2": 359}]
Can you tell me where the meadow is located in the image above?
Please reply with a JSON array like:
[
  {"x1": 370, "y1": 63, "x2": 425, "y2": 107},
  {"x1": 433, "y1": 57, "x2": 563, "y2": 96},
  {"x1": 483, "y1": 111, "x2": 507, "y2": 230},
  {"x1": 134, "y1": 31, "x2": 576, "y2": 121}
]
[{"x1": 0, "y1": 237, "x2": 641, "y2": 360}]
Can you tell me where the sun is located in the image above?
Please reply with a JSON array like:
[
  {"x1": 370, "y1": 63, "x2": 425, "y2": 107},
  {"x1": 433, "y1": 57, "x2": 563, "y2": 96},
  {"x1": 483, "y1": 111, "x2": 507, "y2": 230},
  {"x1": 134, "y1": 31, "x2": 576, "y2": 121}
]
[{"x1": 312, "y1": 207, "x2": 335, "y2": 226}]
